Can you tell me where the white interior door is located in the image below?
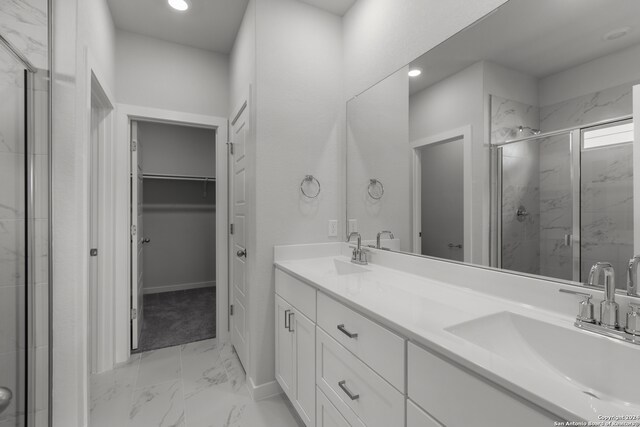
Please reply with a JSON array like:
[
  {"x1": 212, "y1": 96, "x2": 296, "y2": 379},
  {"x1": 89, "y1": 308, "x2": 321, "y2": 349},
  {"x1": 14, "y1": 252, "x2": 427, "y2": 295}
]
[
  {"x1": 229, "y1": 101, "x2": 249, "y2": 368},
  {"x1": 130, "y1": 121, "x2": 144, "y2": 350}
]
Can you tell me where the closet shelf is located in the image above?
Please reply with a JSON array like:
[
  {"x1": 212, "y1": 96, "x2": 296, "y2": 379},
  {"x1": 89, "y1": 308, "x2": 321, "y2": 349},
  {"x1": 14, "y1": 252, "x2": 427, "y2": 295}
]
[{"x1": 143, "y1": 173, "x2": 216, "y2": 182}]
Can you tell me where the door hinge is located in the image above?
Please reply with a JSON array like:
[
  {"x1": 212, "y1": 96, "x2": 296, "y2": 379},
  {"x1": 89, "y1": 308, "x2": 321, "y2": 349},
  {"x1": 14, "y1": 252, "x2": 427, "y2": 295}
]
[
  {"x1": 90, "y1": 248, "x2": 98, "y2": 257},
  {"x1": 131, "y1": 308, "x2": 137, "y2": 320},
  {"x1": 131, "y1": 225, "x2": 137, "y2": 236},
  {"x1": 131, "y1": 141, "x2": 137, "y2": 152},
  {"x1": 230, "y1": 305, "x2": 234, "y2": 316},
  {"x1": 419, "y1": 232, "x2": 422, "y2": 237},
  {"x1": 230, "y1": 223, "x2": 234, "y2": 235},
  {"x1": 227, "y1": 142, "x2": 234, "y2": 155}
]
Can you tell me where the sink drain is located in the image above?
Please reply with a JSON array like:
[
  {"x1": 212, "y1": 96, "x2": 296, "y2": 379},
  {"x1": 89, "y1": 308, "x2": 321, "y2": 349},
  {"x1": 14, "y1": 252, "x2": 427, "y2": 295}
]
[{"x1": 583, "y1": 391, "x2": 600, "y2": 399}]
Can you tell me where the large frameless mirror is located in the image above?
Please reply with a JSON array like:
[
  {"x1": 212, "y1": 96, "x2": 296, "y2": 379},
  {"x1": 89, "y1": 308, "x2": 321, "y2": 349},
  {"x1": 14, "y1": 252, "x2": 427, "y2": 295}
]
[{"x1": 346, "y1": 0, "x2": 640, "y2": 290}]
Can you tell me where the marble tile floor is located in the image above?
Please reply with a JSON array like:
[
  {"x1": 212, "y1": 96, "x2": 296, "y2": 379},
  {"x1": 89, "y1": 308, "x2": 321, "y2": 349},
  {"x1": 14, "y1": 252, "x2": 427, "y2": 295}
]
[{"x1": 90, "y1": 339, "x2": 304, "y2": 427}]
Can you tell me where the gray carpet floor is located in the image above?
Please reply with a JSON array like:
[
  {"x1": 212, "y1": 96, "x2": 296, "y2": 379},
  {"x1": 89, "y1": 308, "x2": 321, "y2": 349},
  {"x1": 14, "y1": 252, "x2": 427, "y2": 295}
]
[{"x1": 133, "y1": 287, "x2": 216, "y2": 353}]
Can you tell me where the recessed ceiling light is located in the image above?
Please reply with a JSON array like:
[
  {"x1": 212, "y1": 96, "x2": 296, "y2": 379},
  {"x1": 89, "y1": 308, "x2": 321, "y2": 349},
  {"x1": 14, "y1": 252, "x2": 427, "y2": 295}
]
[
  {"x1": 603, "y1": 27, "x2": 631, "y2": 41},
  {"x1": 168, "y1": 0, "x2": 189, "y2": 12},
  {"x1": 408, "y1": 68, "x2": 422, "y2": 77}
]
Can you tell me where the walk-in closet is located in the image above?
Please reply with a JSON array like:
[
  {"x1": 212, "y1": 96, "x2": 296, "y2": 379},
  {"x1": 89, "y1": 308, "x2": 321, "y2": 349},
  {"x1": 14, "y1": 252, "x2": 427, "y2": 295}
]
[{"x1": 132, "y1": 120, "x2": 217, "y2": 352}]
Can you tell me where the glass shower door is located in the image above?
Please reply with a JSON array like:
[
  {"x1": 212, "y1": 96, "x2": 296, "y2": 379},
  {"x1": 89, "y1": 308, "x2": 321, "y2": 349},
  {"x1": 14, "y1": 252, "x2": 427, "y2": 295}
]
[
  {"x1": 0, "y1": 43, "x2": 28, "y2": 427},
  {"x1": 498, "y1": 131, "x2": 577, "y2": 282}
]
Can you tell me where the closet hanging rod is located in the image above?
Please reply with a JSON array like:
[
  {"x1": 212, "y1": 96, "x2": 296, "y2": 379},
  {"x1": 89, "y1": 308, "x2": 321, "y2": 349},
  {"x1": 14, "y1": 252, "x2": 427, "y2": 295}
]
[{"x1": 142, "y1": 173, "x2": 216, "y2": 182}]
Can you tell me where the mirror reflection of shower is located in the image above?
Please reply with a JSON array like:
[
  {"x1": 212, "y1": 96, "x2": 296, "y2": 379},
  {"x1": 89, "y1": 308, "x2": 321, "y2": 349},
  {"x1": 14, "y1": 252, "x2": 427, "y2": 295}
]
[{"x1": 495, "y1": 111, "x2": 634, "y2": 286}]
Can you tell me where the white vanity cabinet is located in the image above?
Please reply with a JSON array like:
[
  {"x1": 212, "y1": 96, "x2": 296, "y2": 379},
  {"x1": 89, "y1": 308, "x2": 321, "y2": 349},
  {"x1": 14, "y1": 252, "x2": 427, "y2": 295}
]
[
  {"x1": 275, "y1": 266, "x2": 563, "y2": 427},
  {"x1": 275, "y1": 270, "x2": 317, "y2": 426}
]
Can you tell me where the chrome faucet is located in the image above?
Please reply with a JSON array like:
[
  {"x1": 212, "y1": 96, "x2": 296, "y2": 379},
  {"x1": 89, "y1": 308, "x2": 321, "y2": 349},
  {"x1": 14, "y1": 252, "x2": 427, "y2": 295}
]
[
  {"x1": 376, "y1": 230, "x2": 394, "y2": 249},
  {"x1": 627, "y1": 255, "x2": 640, "y2": 297},
  {"x1": 347, "y1": 232, "x2": 368, "y2": 265},
  {"x1": 587, "y1": 262, "x2": 619, "y2": 329}
]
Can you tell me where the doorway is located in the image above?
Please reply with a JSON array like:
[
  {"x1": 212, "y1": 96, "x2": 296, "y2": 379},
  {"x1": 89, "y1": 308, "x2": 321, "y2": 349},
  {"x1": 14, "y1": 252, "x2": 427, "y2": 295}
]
[
  {"x1": 130, "y1": 120, "x2": 219, "y2": 353},
  {"x1": 417, "y1": 138, "x2": 464, "y2": 261}
]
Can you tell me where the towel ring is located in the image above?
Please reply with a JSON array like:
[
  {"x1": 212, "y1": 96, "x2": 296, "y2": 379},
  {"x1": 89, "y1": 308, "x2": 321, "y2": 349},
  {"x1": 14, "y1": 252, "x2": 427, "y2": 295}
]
[
  {"x1": 300, "y1": 175, "x2": 321, "y2": 198},
  {"x1": 368, "y1": 179, "x2": 384, "y2": 200}
]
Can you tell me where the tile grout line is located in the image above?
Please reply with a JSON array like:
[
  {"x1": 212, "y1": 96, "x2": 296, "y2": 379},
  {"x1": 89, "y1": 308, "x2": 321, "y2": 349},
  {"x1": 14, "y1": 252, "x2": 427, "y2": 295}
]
[{"x1": 179, "y1": 344, "x2": 188, "y2": 427}]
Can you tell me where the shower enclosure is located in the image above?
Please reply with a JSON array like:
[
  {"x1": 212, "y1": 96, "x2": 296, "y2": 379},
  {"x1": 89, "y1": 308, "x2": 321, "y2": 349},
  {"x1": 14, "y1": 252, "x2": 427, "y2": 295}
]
[
  {"x1": 0, "y1": 36, "x2": 49, "y2": 426},
  {"x1": 495, "y1": 117, "x2": 634, "y2": 286}
]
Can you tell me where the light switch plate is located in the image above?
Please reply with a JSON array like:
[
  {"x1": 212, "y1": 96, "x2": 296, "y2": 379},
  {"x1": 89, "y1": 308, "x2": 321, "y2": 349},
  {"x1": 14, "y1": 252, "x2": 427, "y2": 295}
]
[
  {"x1": 348, "y1": 219, "x2": 358, "y2": 234},
  {"x1": 328, "y1": 220, "x2": 338, "y2": 237}
]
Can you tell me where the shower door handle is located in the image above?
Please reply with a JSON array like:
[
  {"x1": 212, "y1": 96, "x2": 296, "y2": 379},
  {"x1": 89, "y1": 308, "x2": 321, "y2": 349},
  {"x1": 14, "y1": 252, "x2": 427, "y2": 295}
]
[
  {"x1": 564, "y1": 234, "x2": 573, "y2": 246},
  {"x1": 0, "y1": 387, "x2": 12, "y2": 415}
]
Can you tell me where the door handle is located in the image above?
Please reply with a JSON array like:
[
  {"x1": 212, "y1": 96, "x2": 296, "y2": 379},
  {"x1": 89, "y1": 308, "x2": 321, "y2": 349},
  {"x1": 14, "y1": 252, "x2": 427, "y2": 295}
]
[
  {"x1": 284, "y1": 309, "x2": 290, "y2": 329},
  {"x1": 237, "y1": 249, "x2": 246, "y2": 258},
  {"x1": 338, "y1": 380, "x2": 359, "y2": 400},
  {"x1": 142, "y1": 238, "x2": 150, "y2": 244},
  {"x1": 0, "y1": 387, "x2": 12, "y2": 414},
  {"x1": 288, "y1": 312, "x2": 294, "y2": 332},
  {"x1": 337, "y1": 324, "x2": 358, "y2": 339}
]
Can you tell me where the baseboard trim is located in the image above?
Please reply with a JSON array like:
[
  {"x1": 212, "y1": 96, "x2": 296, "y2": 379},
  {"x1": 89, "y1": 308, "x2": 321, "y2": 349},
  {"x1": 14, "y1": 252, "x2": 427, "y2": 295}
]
[
  {"x1": 247, "y1": 377, "x2": 283, "y2": 401},
  {"x1": 143, "y1": 281, "x2": 215, "y2": 294}
]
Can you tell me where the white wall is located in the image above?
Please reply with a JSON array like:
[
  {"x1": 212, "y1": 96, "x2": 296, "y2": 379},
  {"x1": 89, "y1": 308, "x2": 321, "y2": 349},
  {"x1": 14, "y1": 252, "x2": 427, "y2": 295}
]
[
  {"x1": 248, "y1": 0, "x2": 344, "y2": 388},
  {"x1": 410, "y1": 62, "x2": 485, "y2": 263},
  {"x1": 347, "y1": 67, "x2": 410, "y2": 251},
  {"x1": 139, "y1": 121, "x2": 216, "y2": 177},
  {"x1": 539, "y1": 43, "x2": 640, "y2": 107},
  {"x1": 115, "y1": 30, "x2": 230, "y2": 117},
  {"x1": 52, "y1": 0, "x2": 116, "y2": 425},
  {"x1": 343, "y1": 0, "x2": 509, "y2": 99}
]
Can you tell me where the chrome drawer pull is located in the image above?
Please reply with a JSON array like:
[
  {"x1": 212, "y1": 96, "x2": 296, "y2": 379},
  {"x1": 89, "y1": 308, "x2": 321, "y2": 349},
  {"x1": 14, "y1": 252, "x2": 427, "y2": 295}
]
[
  {"x1": 338, "y1": 380, "x2": 359, "y2": 400},
  {"x1": 288, "y1": 312, "x2": 294, "y2": 332},
  {"x1": 284, "y1": 309, "x2": 290, "y2": 329},
  {"x1": 337, "y1": 324, "x2": 358, "y2": 339}
]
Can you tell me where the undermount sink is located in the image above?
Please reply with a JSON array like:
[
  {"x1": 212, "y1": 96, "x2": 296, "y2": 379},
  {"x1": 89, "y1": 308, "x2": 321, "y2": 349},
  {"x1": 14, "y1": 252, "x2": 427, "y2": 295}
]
[
  {"x1": 446, "y1": 311, "x2": 640, "y2": 405},
  {"x1": 332, "y1": 258, "x2": 370, "y2": 275}
]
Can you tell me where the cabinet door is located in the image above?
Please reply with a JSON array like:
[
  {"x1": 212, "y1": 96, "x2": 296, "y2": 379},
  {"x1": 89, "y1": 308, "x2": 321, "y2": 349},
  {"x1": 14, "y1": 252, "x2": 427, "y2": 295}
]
[
  {"x1": 292, "y1": 308, "x2": 316, "y2": 426},
  {"x1": 275, "y1": 295, "x2": 294, "y2": 398}
]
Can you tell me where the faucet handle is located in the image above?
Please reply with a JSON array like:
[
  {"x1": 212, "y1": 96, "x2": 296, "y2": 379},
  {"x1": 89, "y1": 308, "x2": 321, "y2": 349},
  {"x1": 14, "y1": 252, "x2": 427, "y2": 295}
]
[
  {"x1": 625, "y1": 303, "x2": 640, "y2": 335},
  {"x1": 559, "y1": 289, "x2": 596, "y2": 324}
]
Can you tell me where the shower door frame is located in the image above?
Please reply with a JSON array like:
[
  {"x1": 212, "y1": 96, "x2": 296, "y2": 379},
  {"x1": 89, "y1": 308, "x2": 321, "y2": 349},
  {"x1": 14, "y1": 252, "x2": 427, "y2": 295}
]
[{"x1": 492, "y1": 115, "x2": 633, "y2": 283}]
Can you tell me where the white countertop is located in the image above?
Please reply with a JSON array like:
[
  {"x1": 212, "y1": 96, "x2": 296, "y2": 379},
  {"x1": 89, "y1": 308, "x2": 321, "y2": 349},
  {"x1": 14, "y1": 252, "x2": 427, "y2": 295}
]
[{"x1": 274, "y1": 248, "x2": 640, "y2": 422}]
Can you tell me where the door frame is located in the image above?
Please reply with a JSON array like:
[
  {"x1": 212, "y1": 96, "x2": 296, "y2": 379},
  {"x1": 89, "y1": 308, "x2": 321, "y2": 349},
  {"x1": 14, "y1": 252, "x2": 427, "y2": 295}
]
[
  {"x1": 411, "y1": 125, "x2": 472, "y2": 262},
  {"x1": 114, "y1": 104, "x2": 228, "y2": 364},
  {"x1": 87, "y1": 69, "x2": 115, "y2": 374}
]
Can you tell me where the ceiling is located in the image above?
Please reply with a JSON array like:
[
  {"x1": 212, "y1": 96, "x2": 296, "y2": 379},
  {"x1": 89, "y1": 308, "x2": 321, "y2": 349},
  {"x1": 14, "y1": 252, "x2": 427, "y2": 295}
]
[
  {"x1": 106, "y1": 0, "x2": 250, "y2": 53},
  {"x1": 297, "y1": 0, "x2": 357, "y2": 16},
  {"x1": 107, "y1": 0, "x2": 356, "y2": 54},
  {"x1": 409, "y1": 0, "x2": 640, "y2": 94}
]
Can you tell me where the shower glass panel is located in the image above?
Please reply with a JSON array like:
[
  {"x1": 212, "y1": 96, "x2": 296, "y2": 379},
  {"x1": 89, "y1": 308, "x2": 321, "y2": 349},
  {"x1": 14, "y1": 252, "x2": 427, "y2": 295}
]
[
  {"x1": 499, "y1": 132, "x2": 576, "y2": 282},
  {"x1": 580, "y1": 120, "x2": 634, "y2": 287},
  {"x1": 0, "y1": 44, "x2": 28, "y2": 426}
]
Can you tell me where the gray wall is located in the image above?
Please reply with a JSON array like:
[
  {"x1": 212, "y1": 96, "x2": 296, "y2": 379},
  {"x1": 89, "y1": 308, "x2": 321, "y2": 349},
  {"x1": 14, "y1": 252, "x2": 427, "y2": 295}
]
[{"x1": 139, "y1": 122, "x2": 216, "y2": 293}]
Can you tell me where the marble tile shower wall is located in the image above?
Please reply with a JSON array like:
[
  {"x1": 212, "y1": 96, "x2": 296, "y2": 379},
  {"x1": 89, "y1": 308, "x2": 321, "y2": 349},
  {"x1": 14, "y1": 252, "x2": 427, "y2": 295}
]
[
  {"x1": 0, "y1": 0, "x2": 48, "y2": 70},
  {"x1": 0, "y1": 1, "x2": 49, "y2": 426},
  {"x1": 540, "y1": 82, "x2": 636, "y2": 284},
  {"x1": 491, "y1": 95, "x2": 541, "y2": 275},
  {"x1": 0, "y1": 51, "x2": 28, "y2": 427},
  {"x1": 580, "y1": 145, "x2": 633, "y2": 284},
  {"x1": 538, "y1": 133, "x2": 573, "y2": 281}
]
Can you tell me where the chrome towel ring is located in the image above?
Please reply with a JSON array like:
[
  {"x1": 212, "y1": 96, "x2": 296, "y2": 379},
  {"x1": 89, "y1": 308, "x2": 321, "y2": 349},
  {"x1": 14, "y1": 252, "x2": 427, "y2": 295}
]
[
  {"x1": 368, "y1": 178, "x2": 384, "y2": 200},
  {"x1": 300, "y1": 175, "x2": 321, "y2": 198}
]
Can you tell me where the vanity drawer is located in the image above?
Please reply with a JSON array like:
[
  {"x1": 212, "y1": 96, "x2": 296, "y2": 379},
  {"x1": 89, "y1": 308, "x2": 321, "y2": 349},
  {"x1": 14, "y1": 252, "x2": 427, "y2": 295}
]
[
  {"x1": 316, "y1": 328, "x2": 404, "y2": 427},
  {"x1": 408, "y1": 343, "x2": 559, "y2": 426},
  {"x1": 276, "y1": 269, "x2": 316, "y2": 320},
  {"x1": 407, "y1": 399, "x2": 443, "y2": 427},
  {"x1": 316, "y1": 387, "x2": 365, "y2": 427},
  {"x1": 317, "y1": 292, "x2": 405, "y2": 391}
]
